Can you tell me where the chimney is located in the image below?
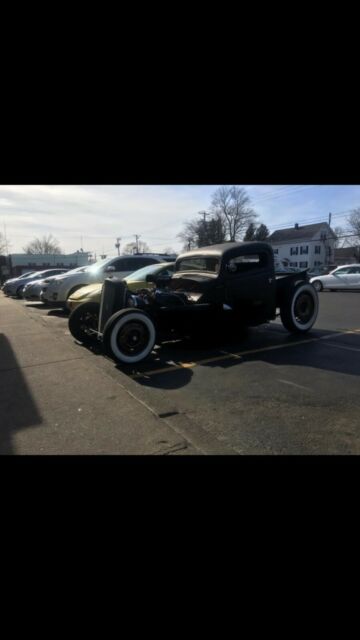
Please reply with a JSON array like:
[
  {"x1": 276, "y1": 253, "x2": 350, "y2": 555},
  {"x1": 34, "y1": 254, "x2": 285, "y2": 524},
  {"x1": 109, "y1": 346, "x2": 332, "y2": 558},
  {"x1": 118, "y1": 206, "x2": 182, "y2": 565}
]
[{"x1": 295, "y1": 223, "x2": 299, "y2": 230}]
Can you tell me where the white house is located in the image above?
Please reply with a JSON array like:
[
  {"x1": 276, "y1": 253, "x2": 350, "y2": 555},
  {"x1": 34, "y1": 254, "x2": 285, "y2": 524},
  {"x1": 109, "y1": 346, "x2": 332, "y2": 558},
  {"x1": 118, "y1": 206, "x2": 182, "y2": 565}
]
[{"x1": 268, "y1": 222, "x2": 336, "y2": 270}]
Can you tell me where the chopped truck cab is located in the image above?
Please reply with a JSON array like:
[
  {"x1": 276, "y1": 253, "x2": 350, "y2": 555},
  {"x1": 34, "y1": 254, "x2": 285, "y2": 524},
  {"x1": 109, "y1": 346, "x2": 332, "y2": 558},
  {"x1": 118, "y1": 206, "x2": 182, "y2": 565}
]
[{"x1": 68, "y1": 242, "x2": 319, "y2": 364}]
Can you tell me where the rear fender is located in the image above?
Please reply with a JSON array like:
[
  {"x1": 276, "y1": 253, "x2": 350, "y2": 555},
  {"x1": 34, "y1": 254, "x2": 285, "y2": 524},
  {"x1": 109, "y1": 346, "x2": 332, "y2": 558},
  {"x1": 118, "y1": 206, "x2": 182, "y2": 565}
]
[{"x1": 275, "y1": 270, "x2": 309, "y2": 307}]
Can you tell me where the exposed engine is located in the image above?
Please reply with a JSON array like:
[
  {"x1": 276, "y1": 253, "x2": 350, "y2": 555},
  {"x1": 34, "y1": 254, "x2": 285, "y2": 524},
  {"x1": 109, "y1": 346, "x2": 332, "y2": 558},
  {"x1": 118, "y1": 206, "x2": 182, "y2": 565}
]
[{"x1": 129, "y1": 288, "x2": 191, "y2": 310}]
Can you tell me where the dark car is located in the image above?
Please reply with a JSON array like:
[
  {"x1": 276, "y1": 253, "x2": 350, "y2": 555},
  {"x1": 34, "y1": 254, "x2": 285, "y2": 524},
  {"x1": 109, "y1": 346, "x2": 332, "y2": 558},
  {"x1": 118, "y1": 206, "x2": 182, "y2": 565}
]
[{"x1": 68, "y1": 242, "x2": 319, "y2": 364}]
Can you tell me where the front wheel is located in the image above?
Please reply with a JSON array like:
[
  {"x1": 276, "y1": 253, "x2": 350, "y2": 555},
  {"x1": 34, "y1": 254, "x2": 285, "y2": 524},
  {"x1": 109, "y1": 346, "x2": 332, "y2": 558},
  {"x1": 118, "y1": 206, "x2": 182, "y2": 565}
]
[
  {"x1": 68, "y1": 302, "x2": 100, "y2": 344},
  {"x1": 103, "y1": 309, "x2": 156, "y2": 364},
  {"x1": 312, "y1": 280, "x2": 323, "y2": 292},
  {"x1": 280, "y1": 283, "x2": 319, "y2": 333}
]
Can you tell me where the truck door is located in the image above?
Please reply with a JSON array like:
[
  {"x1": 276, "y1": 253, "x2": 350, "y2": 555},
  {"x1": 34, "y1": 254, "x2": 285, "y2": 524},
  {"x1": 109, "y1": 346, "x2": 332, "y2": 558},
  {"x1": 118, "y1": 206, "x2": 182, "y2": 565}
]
[{"x1": 224, "y1": 249, "x2": 276, "y2": 321}]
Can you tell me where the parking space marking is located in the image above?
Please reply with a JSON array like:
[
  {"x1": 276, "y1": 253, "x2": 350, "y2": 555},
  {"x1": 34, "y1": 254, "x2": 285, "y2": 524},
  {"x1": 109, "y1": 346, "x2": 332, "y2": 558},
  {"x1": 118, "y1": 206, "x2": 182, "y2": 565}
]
[
  {"x1": 130, "y1": 327, "x2": 360, "y2": 380},
  {"x1": 323, "y1": 342, "x2": 360, "y2": 353},
  {"x1": 277, "y1": 379, "x2": 312, "y2": 391}
]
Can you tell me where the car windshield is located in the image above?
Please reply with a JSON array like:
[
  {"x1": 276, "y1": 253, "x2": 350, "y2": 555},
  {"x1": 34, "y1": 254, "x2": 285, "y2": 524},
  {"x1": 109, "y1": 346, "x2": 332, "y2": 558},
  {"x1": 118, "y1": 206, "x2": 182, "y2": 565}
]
[
  {"x1": 177, "y1": 257, "x2": 220, "y2": 273},
  {"x1": 22, "y1": 271, "x2": 44, "y2": 280},
  {"x1": 126, "y1": 262, "x2": 174, "y2": 283},
  {"x1": 85, "y1": 257, "x2": 115, "y2": 274},
  {"x1": 59, "y1": 266, "x2": 88, "y2": 275}
]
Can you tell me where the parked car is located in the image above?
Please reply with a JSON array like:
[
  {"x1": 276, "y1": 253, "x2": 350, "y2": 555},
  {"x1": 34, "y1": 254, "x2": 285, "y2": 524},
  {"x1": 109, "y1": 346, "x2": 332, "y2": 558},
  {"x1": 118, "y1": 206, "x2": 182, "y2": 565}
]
[
  {"x1": 68, "y1": 242, "x2": 319, "y2": 365},
  {"x1": 22, "y1": 270, "x2": 69, "y2": 301},
  {"x1": 2, "y1": 271, "x2": 37, "y2": 293},
  {"x1": 307, "y1": 265, "x2": 336, "y2": 278},
  {"x1": 310, "y1": 264, "x2": 360, "y2": 291},
  {"x1": 41, "y1": 254, "x2": 174, "y2": 308},
  {"x1": 3, "y1": 269, "x2": 70, "y2": 297},
  {"x1": 67, "y1": 262, "x2": 175, "y2": 312}
]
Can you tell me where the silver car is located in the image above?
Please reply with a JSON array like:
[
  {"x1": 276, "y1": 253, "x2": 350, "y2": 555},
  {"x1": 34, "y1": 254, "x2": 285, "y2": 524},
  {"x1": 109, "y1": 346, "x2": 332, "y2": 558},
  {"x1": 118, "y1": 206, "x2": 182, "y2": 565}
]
[
  {"x1": 3, "y1": 269, "x2": 69, "y2": 297},
  {"x1": 22, "y1": 270, "x2": 69, "y2": 301},
  {"x1": 310, "y1": 264, "x2": 360, "y2": 291}
]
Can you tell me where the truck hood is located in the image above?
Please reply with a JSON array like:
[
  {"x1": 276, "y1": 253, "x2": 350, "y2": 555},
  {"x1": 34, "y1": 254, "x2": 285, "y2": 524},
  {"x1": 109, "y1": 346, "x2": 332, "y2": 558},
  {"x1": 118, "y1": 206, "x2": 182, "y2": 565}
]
[{"x1": 169, "y1": 272, "x2": 218, "y2": 293}]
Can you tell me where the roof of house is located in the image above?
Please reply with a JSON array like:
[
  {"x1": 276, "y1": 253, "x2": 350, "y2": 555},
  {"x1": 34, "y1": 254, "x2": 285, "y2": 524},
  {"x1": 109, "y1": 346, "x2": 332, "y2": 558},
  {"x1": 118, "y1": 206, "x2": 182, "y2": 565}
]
[{"x1": 269, "y1": 222, "x2": 334, "y2": 243}]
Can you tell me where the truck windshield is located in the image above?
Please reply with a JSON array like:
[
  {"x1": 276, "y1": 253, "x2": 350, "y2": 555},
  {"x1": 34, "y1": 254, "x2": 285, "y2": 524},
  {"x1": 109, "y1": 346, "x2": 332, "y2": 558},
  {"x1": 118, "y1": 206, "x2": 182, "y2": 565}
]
[{"x1": 177, "y1": 257, "x2": 220, "y2": 273}]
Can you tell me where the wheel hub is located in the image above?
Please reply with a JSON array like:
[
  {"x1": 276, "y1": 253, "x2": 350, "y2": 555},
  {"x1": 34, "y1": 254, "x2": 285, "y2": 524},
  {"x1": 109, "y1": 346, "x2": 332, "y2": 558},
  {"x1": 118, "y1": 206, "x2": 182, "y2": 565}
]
[
  {"x1": 117, "y1": 322, "x2": 149, "y2": 356},
  {"x1": 294, "y1": 293, "x2": 314, "y2": 324}
]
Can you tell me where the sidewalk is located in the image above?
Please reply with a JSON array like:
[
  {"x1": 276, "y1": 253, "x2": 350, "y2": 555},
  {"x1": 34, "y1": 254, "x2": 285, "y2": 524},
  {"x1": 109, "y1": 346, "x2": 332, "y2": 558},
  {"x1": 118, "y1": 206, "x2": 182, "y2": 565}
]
[{"x1": 0, "y1": 294, "x2": 199, "y2": 454}]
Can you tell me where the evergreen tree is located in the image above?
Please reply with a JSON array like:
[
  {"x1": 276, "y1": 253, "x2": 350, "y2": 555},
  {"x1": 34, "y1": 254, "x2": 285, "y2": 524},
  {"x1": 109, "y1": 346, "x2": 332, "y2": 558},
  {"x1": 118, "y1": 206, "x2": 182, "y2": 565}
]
[{"x1": 244, "y1": 222, "x2": 257, "y2": 241}]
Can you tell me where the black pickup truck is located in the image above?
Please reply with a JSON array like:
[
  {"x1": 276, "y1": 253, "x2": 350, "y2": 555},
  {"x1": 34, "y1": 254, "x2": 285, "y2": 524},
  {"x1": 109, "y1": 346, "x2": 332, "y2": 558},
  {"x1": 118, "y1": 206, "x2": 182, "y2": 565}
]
[{"x1": 68, "y1": 241, "x2": 319, "y2": 364}]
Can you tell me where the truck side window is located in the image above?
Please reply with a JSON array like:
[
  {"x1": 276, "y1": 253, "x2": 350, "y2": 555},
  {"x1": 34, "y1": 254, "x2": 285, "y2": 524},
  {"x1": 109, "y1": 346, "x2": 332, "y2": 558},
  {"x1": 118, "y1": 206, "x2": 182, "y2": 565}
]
[{"x1": 227, "y1": 252, "x2": 268, "y2": 273}]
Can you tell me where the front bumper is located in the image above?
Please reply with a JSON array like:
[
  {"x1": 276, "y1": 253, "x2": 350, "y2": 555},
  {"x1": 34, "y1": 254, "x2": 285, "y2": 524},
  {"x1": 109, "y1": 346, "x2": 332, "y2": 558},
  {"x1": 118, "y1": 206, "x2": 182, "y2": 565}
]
[{"x1": 24, "y1": 293, "x2": 41, "y2": 301}]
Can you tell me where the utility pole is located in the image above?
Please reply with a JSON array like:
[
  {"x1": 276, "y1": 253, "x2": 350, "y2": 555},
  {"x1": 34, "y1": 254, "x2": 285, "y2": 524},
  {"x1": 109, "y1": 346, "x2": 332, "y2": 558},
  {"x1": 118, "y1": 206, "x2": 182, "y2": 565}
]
[
  {"x1": 134, "y1": 234, "x2": 141, "y2": 253},
  {"x1": 115, "y1": 237, "x2": 121, "y2": 256},
  {"x1": 328, "y1": 212, "x2": 332, "y2": 227},
  {"x1": 197, "y1": 211, "x2": 211, "y2": 246},
  {"x1": 198, "y1": 211, "x2": 211, "y2": 223}
]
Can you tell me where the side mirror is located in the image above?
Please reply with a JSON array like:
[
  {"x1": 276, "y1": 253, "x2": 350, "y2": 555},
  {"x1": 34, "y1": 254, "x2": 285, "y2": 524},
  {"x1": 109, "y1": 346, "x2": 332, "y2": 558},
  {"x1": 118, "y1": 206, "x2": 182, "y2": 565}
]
[{"x1": 105, "y1": 265, "x2": 116, "y2": 272}]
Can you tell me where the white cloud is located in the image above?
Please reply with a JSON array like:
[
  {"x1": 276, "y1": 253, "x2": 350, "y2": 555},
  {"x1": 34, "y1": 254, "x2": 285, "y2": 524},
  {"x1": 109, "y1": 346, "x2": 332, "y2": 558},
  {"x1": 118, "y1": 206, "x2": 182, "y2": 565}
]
[{"x1": 1, "y1": 184, "x2": 360, "y2": 255}]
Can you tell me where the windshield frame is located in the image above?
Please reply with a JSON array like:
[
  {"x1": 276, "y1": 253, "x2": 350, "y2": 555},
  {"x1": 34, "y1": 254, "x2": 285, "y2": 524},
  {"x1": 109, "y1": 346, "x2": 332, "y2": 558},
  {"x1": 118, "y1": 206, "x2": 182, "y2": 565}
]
[
  {"x1": 176, "y1": 256, "x2": 220, "y2": 274},
  {"x1": 125, "y1": 262, "x2": 174, "y2": 283}
]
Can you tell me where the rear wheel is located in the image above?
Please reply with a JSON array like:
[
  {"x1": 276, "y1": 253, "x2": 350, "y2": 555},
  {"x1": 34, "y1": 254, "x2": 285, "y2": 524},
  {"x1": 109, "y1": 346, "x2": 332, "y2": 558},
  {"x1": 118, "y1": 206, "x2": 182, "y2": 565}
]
[
  {"x1": 68, "y1": 302, "x2": 100, "y2": 344},
  {"x1": 280, "y1": 283, "x2": 319, "y2": 333},
  {"x1": 103, "y1": 309, "x2": 156, "y2": 364}
]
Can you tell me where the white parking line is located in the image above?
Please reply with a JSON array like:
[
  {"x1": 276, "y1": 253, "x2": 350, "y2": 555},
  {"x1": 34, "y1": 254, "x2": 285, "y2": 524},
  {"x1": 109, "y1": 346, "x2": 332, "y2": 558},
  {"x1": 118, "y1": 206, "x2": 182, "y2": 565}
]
[
  {"x1": 323, "y1": 342, "x2": 360, "y2": 353},
  {"x1": 277, "y1": 379, "x2": 312, "y2": 391},
  {"x1": 131, "y1": 327, "x2": 360, "y2": 379}
]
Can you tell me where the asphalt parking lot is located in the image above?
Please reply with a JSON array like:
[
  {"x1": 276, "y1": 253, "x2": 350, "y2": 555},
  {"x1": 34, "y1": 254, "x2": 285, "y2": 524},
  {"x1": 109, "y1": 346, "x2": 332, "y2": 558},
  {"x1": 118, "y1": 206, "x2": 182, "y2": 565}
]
[{"x1": 1, "y1": 290, "x2": 360, "y2": 454}]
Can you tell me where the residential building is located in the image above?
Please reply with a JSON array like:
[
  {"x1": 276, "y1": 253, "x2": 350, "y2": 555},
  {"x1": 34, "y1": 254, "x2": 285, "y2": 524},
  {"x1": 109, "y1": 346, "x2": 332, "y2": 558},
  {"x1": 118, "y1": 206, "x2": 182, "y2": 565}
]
[
  {"x1": 334, "y1": 246, "x2": 360, "y2": 265},
  {"x1": 268, "y1": 222, "x2": 336, "y2": 270}
]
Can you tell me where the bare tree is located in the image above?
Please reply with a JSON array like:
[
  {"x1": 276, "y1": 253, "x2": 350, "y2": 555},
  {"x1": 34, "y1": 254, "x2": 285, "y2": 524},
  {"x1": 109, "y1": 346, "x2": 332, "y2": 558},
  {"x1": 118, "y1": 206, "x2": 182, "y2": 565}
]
[
  {"x1": 177, "y1": 214, "x2": 226, "y2": 250},
  {"x1": 333, "y1": 226, "x2": 345, "y2": 248},
  {"x1": 347, "y1": 208, "x2": 360, "y2": 240},
  {"x1": 177, "y1": 220, "x2": 200, "y2": 250},
  {"x1": 23, "y1": 234, "x2": 62, "y2": 255},
  {"x1": 122, "y1": 241, "x2": 150, "y2": 255},
  {"x1": 210, "y1": 186, "x2": 257, "y2": 241}
]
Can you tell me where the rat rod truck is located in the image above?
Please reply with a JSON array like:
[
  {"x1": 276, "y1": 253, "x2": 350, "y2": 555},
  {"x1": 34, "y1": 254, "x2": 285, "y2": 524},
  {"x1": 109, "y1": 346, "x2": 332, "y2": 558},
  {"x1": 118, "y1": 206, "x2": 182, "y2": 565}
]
[{"x1": 68, "y1": 242, "x2": 319, "y2": 364}]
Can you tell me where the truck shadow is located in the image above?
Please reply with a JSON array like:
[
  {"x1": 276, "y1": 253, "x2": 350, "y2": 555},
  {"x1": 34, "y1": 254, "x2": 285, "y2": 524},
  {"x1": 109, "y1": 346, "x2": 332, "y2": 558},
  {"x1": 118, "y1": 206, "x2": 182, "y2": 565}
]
[
  {"x1": 0, "y1": 334, "x2": 43, "y2": 454},
  {"x1": 130, "y1": 325, "x2": 360, "y2": 389}
]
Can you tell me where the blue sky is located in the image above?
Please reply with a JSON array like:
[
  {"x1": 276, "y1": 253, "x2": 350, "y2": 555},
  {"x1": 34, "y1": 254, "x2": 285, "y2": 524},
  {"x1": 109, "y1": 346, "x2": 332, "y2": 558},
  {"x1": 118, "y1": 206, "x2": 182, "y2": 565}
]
[{"x1": 1, "y1": 184, "x2": 359, "y2": 256}]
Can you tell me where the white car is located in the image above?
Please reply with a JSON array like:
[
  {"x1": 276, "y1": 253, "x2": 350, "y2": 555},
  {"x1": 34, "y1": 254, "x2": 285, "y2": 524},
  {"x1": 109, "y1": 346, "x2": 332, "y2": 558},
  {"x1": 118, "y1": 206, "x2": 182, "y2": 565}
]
[
  {"x1": 310, "y1": 264, "x2": 360, "y2": 291},
  {"x1": 22, "y1": 270, "x2": 69, "y2": 301},
  {"x1": 41, "y1": 254, "x2": 173, "y2": 308}
]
